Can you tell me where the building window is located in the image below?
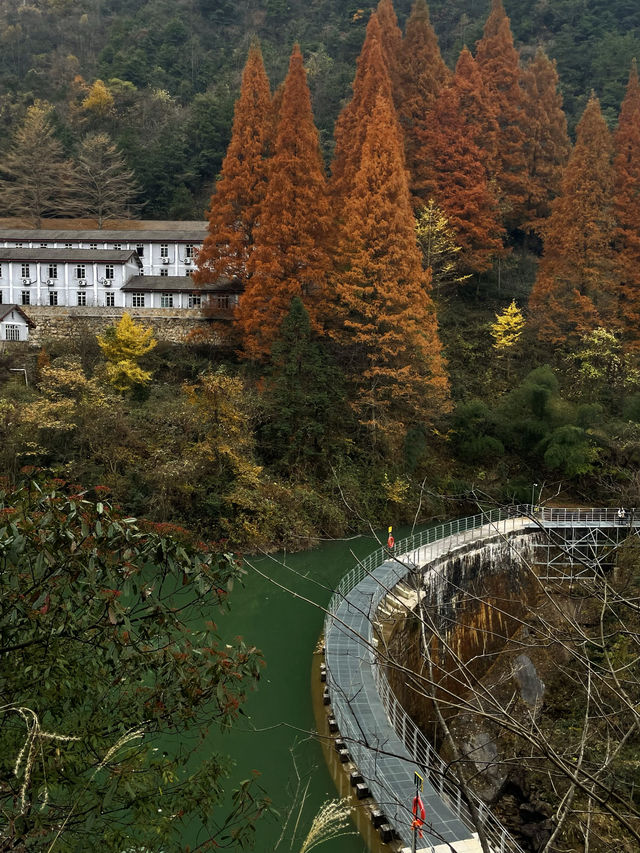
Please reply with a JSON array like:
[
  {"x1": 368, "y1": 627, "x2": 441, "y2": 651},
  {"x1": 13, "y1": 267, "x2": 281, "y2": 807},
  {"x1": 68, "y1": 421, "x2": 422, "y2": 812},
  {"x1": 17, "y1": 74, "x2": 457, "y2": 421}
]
[
  {"x1": 185, "y1": 270, "x2": 191, "y2": 276},
  {"x1": 49, "y1": 291, "x2": 58, "y2": 306},
  {"x1": 188, "y1": 294, "x2": 201, "y2": 308},
  {"x1": 5, "y1": 324, "x2": 20, "y2": 341},
  {"x1": 161, "y1": 293, "x2": 173, "y2": 308},
  {"x1": 48, "y1": 264, "x2": 58, "y2": 279},
  {"x1": 132, "y1": 293, "x2": 145, "y2": 308},
  {"x1": 40, "y1": 242, "x2": 48, "y2": 248},
  {"x1": 113, "y1": 243, "x2": 121, "y2": 250},
  {"x1": 104, "y1": 264, "x2": 114, "y2": 279},
  {"x1": 77, "y1": 291, "x2": 87, "y2": 306},
  {"x1": 64, "y1": 242, "x2": 73, "y2": 249},
  {"x1": 89, "y1": 242, "x2": 98, "y2": 250},
  {"x1": 0, "y1": 291, "x2": 3, "y2": 304},
  {"x1": 0, "y1": 264, "x2": 2, "y2": 278},
  {"x1": 21, "y1": 263, "x2": 30, "y2": 279},
  {"x1": 105, "y1": 292, "x2": 115, "y2": 307},
  {"x1": 21, "y1": 291, "x2": 30, "y2": 306},
  {"x1": 76, "y1": 264, "x2": 86, "y2": 279},
  {"x1": 160, "y1": 244, "x2": 169, "y2": 258},
  {"x1": 15, "y1": 242, "x2": 23, "y2": 248},
  {"x1": 160, "y1": 269, "x2": 168, "y2": 277},
  {"x1": 136, "y1": 244, "x2": 144, "y2": 258},
  {"x1": 185, "y1": 244, "x2": 194, "y2": 258}
]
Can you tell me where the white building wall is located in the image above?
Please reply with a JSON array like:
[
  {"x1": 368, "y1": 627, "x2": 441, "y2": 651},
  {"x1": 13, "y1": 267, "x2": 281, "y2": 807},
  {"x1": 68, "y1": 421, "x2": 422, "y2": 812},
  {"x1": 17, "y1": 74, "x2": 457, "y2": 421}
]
[{"x1": 0, "y1": 309, "x2": 30, "y2": 341}]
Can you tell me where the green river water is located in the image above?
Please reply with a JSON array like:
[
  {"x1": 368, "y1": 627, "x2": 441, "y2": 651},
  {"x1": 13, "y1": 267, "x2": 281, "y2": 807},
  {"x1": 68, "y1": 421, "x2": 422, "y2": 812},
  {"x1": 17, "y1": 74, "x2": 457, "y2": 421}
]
[{"x1": 189, "y1": 530, "x2": 389, "y2": 853}]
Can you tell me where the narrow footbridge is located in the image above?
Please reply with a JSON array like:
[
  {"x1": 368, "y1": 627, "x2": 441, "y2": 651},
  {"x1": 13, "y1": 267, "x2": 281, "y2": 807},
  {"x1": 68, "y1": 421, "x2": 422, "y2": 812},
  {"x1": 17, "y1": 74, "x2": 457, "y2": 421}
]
[{"x1": 323, "y1": 507, "x2": 639, "y2": 853}]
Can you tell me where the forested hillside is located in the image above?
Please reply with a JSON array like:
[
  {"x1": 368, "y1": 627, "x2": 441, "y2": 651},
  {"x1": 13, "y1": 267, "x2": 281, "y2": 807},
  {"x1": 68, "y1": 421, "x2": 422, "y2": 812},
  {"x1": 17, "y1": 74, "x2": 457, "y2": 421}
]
[{"x1": 0, "y1": 0, "x2": 639, "y2": 215}]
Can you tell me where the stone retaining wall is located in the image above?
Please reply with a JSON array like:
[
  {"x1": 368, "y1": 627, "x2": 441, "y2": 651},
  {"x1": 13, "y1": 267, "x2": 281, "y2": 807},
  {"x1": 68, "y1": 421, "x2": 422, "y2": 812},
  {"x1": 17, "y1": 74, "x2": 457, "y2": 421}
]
[{"x1": 24, "y1": 307, "x2": 227, "y2": 346}]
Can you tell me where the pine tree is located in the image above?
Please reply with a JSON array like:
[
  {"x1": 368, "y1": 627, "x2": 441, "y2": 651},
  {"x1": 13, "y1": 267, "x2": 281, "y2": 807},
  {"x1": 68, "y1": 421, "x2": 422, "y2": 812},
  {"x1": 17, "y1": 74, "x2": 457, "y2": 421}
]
[
  {"x1": 529, "y1": 94, "x2": 618, "y2": 346},
  {"x1": 0, "y1": 104, "x2": 78, "y2": 226},
  {"x1": 614, "y1": 60, "x2": 640, "y2": 349},
  {"x1": 260, "y1": 296, "x2": 347, "y2": 477},
  {"x1": 475, "y1": 0, "x2": 529, "y2": 230},
  {"x1": 520, "y1": 49, "x2": 570, "y2": 238},
  {"x1": 75, "y1": 133, "x2": 140, "y2": 227},
  {"x1": 333, "y1": 91, "x2": 449, "y2": 451},
  {"x1": 376, "y1": 0, "x2": 403, "y2": 97},
  {"x1": 398, "y1": 0, "x2": 450, "y2": 191},
  {"x1": 194, "y1": 44, "x2": 272, "y2": 286},
  {"x1": 414, "y1": 81, "x2": 504, "y2": 274},
  {"x1": 453, "y1": 46, "x2": 499, "y2": 179},
  {"x1": 330, "y1": 13, "x2": 395, "y2": 203},
  {"x1": 238, "y1": 45, "x2": 332, "y2": 362}
]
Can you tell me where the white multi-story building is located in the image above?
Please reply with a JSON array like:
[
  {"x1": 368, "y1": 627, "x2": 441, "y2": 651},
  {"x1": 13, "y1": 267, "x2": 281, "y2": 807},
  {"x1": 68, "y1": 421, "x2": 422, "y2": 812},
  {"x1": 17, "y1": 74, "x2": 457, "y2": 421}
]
[{"x1": 0, "y1": 220, "x2": 241, "y2": 313}]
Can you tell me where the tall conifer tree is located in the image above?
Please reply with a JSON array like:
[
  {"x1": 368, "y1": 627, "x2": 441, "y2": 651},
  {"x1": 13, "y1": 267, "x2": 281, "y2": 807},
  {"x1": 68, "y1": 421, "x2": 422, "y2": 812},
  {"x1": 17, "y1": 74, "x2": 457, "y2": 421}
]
[
  {"x1": 330, "y1": 13, "x2": 395, "y2": 202},
  {"x1": 414, "y1": 82, "x2": 504, "y2": 274},
  {"x1": 238, "y1": 45, "x2": 332, "y2": 361},
  {"x1": 475, "y1": 0, "x2": 529, "y2": 230},
  {"x1": 398, "y1": 0, "x2": 451, "y2": 192},
  {"x1": 521, "y1": 49, "x2": 570, "y2": 238},
  {"x1": 529, "y1": 95, "x2": 618, "y2": 345},
  {"x1": 376, "y1": 0, "x2": 403, "y2": 97},
  {"x1": 333, "y1": 91, "x2": 449, "y2": 450},
  {"x1": 195, "y1": 45, "x2": 271, "y2": 286},
  {"x1": 453, "y1": 46, "x2": 499, "y2": 179},
  {"x1": 614, "y1": 61, "x2": 640, "y2": 349}
]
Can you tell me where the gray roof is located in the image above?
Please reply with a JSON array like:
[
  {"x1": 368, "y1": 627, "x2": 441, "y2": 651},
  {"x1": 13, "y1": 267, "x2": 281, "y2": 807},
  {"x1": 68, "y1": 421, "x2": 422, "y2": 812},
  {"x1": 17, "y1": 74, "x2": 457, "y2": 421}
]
[
  {"x1": 0, "y1": 223, "x2": 207, "y2": 242},
  {"x1": 122, "y1": 275, "x2": 241, "y2": 293},
  {"x1": 0, "y1": 304, "x2": 35, "y2": 326},
  {"x1": 0, "y1": 248, "x2": 142, "y2": 265}
]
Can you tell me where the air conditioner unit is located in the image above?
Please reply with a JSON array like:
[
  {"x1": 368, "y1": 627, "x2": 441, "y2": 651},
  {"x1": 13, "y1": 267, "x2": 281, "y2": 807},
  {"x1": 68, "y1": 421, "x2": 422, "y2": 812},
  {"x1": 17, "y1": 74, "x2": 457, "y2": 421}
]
[
  {"x1": 46, "y1": 279, "x2": 55, "y2": 287},
  {"x1": 78, "y1": 279, "x2": 87, "y2": 287},
  {"x1": 161, "y1": 258, "x2": 170, "y2": 265},
  {"x1": 22, "y1": 278, "x2": 31, "y2": 286},
  {"x1": 104, "y1": 280, "x2": 112, "y2": 288},
  {"x1": 184, "y1": 258, "x2": 191, "y2": 265}
]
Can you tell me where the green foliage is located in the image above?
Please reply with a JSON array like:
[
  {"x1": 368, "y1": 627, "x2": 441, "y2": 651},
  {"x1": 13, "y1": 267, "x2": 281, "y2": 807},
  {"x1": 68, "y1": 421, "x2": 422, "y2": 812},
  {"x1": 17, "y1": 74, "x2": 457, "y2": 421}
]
[
  {"x1": 259, "y1": 298, "x2": 349, "y2": 479},
  {"x1": 0, "y1": 475, "x2": 270, "y2": 850}
]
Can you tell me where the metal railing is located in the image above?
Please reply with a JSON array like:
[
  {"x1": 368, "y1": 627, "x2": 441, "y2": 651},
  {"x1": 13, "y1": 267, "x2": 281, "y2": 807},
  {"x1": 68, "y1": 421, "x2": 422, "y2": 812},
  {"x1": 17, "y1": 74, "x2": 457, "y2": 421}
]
[{"x1": 325, "y1": 505, "x2": 640, "y2": 852}]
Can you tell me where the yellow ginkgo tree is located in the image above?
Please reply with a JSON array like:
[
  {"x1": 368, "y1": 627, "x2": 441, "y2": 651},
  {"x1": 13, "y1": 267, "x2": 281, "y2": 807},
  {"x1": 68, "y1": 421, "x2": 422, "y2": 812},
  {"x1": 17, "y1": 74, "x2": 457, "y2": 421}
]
[
  {"x1": 491, "y1": 300, "x2": 525, "y2": 379},
  {"x1": 97, "y1": 312, "x2": 157, "y2": 392}
]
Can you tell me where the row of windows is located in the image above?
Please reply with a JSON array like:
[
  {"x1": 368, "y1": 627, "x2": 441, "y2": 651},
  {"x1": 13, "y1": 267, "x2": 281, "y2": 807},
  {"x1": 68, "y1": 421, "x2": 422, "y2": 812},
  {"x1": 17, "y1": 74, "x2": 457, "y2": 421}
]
[
  {"x1": 8, "y1": 243, "x2": 196, "y2": 257},
  {"x1": 12, "y1": 292, "x2": 208, "y2": 308},
  {"x1": 8, "y1": 263, "x2": 116, "y2": 279}
]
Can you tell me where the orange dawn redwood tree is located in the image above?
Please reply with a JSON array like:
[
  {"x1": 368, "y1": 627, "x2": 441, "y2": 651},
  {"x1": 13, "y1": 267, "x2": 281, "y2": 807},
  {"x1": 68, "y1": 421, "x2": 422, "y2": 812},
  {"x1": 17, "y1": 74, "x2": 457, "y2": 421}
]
[
  {"x1": 475, "y1": 0, "x2": 529, "y2": 230},
  {"x1": 333, "y1": 91, "x2": 449, "y2": 450},
  {"x1": 194, "y1": 44, "x2": 271, "y2": 286},
  {"x1": 529, "y1": 94, "x2": 618, "y2": 346},
  {"x1": 236, "y1": 45, "x2": 332, "y2": 361},
  {"x1": 521, "y1": 48, "x2": 570, "y2": 238},
  {"x1": 614, "y1": 60, "x2": 640, "y2": 349},
  {"x1": 330, "y1": 13, "x2": 395, "y2": 203},
  {"x1": 398, "y1": 0, "x2": 451, "y2": 193},
  {"x1": 452, "y1": 46, "x2": 499, "y2": 178},
  {"x1": 376, "y1": 0, "x2": 403, "y2": 97},
  {"x1": 414, "y1": 80, "x2": 504, "y2": 274}
]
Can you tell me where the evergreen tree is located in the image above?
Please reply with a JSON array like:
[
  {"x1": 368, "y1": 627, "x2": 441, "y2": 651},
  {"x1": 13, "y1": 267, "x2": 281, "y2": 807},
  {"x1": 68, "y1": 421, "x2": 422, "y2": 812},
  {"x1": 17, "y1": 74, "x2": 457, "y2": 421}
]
[
  {"x1": 475, "y1": 0, "x2": 529, "y2": 231},
  {"x1": 330, "y1": 13, "x2": 395, "y2": 203},
  {"x1": 614, "y1": 60, "x2": 640, "y2": 349},
  {"x1": 520, "y1": 49, "x2": 571, "y2": 238},
  {"x1": 0, "y1": 104, "x2": 78, "y2": 226},
  {"x1": 333, "y1": 91, "x2": 449, "y2": 451},
  {"x1": 238, "y1": 45, "x2": 332, "y2": 361},
  {"x1": 529, "y1": 94, "x2": 618, "y2": 346},
  {"x1": 75, "y1": 132, "x2": 140, "y2": 227},
  {"x1": 260, "y1": 296, "x2": 347, "y2": 477},
  {"x1": 194, "y1": 44, "x2": 272, "y2": 286},
  {"x1": 398, "y1": 0, "x2": 450, "y2": 193},
  {"x1": 414, "y1": 81, "x2": 504, "y2": 274}
]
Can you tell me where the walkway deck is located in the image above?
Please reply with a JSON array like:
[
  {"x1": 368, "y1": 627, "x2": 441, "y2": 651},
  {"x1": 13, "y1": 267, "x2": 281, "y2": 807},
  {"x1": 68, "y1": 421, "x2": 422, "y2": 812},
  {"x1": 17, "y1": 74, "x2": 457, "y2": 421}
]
[{"x1": 324, "y1": 508, "x2": 638, "y2": 853}]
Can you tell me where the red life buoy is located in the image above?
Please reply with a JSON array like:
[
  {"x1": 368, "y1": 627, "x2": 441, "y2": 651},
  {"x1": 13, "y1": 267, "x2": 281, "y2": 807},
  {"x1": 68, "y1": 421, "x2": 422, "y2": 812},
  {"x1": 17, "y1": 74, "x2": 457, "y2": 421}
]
[
  {"x1": 412, "y1": 795, "x2": 425, "y2": 837},
  {"x1": 387, "y1": 534, "x2": 395, "y2": 549}
]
